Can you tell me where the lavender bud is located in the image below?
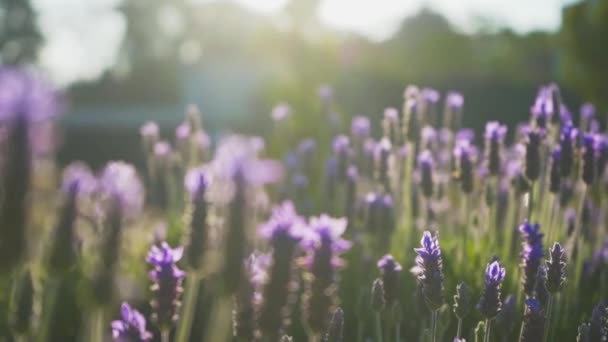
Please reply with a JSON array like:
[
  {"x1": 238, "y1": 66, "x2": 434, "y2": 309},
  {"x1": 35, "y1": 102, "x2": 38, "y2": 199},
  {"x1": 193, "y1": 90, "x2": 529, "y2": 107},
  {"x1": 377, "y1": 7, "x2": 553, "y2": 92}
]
[
  {"x1": 9, "y1": 269, "x2": 34, "y2": 335},
  {"x1": 281, "y1": 336, "x2": 294, "y2": 342},
  {"x1": 534, "y1": 266, "x2": 549, "y2": 308},
  {"x1": 147, "y1": 242, "x2": 186, "y2": 330},
  {"x1": 403, "y1": 90, "x2": 421, "y2": 143},
  {"x1": 530, "y1": 87, "x2": 554, "y2": 129},
  {"x1": 520, "y1": 298, "x2": 545, "y2": 342},
  {"x1": 258, "y1": 202, "x2": 305, "y2": 339},
  {"x1": 453, "y1": 282, "x2": 472, "y2": 320},
  {"x1": 333, "y1": 135, "x2": 351, "y2": 181},
  {"x1": 559, "y1": 123, "x2": 577, "y2": 177},
  {"x1": 589, "y1": 303, "x2": 607, "y2": 342},
  {"x1": 371, "y1": 278, "x2": 386, "y2": 312},
  {"x1": 596, "y1": 136, "x2": 608, "y2": 178},
  {"x1": 413, "y1": 231, "x2": 444, "y2": 311},
  {"x1": 477, "y1": 260, "x2": 506, "y2": 319},
  {"x1": 383, "y1": 108, "x2": 400, "y2": 145},
  {"x1": 418, "y1": 150, "x2": 435, "y2": 198},
  {"x1": 524, "y1": 127, "x2": 543, "y2": 182},
  {"x1": 519, "y1": 221, "x2": 544, "y2": 297},
  {"x1": 184, "y1": 167, "x2": 210, "y2": 270},
  {"x1": 234, "y1": 254, "x2": 267, "y2": 341},
  {"x1": 484, "y1": 122, "x2": 507, "y2": 176},
  {"x1": 111, "y1": 303, "x2": 153, "y2": 342},
  {"x1": 302, "y1": 215, "x2": 351, "y2": 335},
  {"x1": 351, "y1": 116, "x2": 370, "y2": 140},
  {"x1": 324, "y1": 307, "x2": 344, "y2": 342},
  {"x1": 377, "y1": 255, "x2": 402, "y2": 307},
  {"x1": 375, "y1": 138, "x2": 392, "y2": 188},
  {"x1": 546, "y1": 242, "x2": 567, "y2": 294},
  {"x1": 140, "y1": 121, "x2": 160, "y2": 153},
  {"x1": 582, "y1": 134, "x2": 597, "y2": 185},
  {"x1": 549, "y1": 147, "x2": 561, "y2": 193},
  {"x1": 577, "y1": 323, "x2": 590, "y2": 342},
  {"x1": 365, "y1": 192, "x2": 395, "y2": 235},
  {"x1": 224, "y1": 170, "x2": 247, "y2": 294},
  {"x1": 454, "y1": 140, "x2": 475, "y2": 194}
]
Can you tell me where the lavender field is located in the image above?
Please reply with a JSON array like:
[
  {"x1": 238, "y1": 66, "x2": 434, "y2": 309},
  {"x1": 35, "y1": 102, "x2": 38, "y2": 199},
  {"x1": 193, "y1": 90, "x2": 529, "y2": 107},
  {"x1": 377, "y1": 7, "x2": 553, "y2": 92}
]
[{"x1": 0, "y1": 66, "x2": 607, "y2": 342}]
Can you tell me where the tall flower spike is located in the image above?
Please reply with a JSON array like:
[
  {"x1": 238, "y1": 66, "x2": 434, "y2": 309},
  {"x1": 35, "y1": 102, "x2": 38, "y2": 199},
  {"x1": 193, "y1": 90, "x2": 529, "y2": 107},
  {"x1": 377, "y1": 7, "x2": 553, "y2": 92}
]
[
  {"x1": 484, "y1": 121, "x2": 507, "y2": 176},
  {"x1": 546, "y1": 242, "x2": 566, "y2": 294},
  {"x1": 111, "y1": 303, "x2": 153, "y2": 342},
  {"x1": 577, "y1": 323, "x2": 590, "y2": 342},
  {"x1": 519, "y1": 221, "x2": 544, "y2": 297},
  {"x1": 453, "y1": 282, "x2": 472, "y2": 320},
  {"x1": 383, "y1": 107, "x2": 400, "y2": 145},
  {"x1": 147, "y1": 242, "x2": 186, "y2": 330},
  {"x1": 477, "y1": 260, "x2": 506, "y2": 319},
  {"x1": 589, "y1": 303, "x2": 607, "y2": 342},
  {"x1": 530, "y1": 87, "x2": 554, "y2": 129},
  {"x1": 524, "y1": 127, "x2": 543, "y2": 182},
  {"x1": 413, "y1": 231, "x2": 444, "y2": 310},
  {"x1": 520, "y1": 298, "x2": 545, "y2": 342},
  {"x1": 234, "y1": 254, "x2": 268, "y2": 341},
  {"x1": 351, "y1": 116, "x2": 370, "y2": 140},
  {"x1": 549, "y1": 147, "x2": 561, "y2": 193},
  {"x1": 365, "y1": 192, "x2": 395, "y2": 235},
  {"x1": 582, "y1": 134, "x2": 597, "y2": 186},
  {"x1": 258, "y1": 202, "x2": 305, "y2": 339},
  {"x1": 559, "y1": 123, "x2": 577, "y2": 177},
  {"x1": 302, "y1": 215, "x2": 351, "y2": 335},
  {"x1": 375, "y1": 138, "x2": 392, "y2": 188},
  {"x1": 325, "y1": 307, "x2": 344, "y2": 342},
  {"x1": 184, "y1": 167, "x2": 210, "y2": 270},
  {"x1": 377, "y1": 255, "x2": 402, "y2": 307},
  {"x1": 418, "y1": 150, "x2": 434, "y2": 198},
  {"x1": 596, "y1": 136, "x2": 608, "y2": 178},
  {"x1": 495, "y1": 295, "x2": 516, "y2": 336},
  {"x1": 333, "y1": 135, "x2": 351, "y2": 181},
  {"x1": 371, "y1": 278, "x2": 386, "y2": 312},
  {"x1": 534, "y1": 266, "x2": 549, "y2": 308},
  {"x1": 453, "y1": 139, "x2": 475, "y2": 194}
]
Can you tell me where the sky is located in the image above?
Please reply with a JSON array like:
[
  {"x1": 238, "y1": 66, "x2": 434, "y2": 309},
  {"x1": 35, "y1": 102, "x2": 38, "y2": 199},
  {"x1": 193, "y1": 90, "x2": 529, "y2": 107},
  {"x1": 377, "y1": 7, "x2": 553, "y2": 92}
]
[{"x1": 34, "y1": 0, "x2": 568, "y2": 86}]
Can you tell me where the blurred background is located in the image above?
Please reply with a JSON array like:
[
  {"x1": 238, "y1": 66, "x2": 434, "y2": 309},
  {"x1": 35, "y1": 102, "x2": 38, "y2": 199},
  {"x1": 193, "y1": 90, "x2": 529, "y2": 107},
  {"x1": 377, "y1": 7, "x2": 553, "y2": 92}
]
[{"x1": 2, "y1": 0, "x2": 607, "y2": 167}]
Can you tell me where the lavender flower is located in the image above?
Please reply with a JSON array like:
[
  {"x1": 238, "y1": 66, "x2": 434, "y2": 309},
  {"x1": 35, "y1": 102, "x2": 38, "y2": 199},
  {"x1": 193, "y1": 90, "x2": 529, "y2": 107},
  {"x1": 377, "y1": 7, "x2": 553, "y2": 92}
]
[
  {"x1": 477, "y1": 260, "x2": 506, "y2": 319},
  {"x1": 140, "y1": 121, "x2": 160, "y2": 152},
  {"x1": 351, "y1": 116, "x2": 370, "y2": 139},
  {"x1": 577, "y1": 323, "x2": 590, "y2": 342},
  {"x1": 111, "y1": 303, "x2": 153, "y2": 342},
  {"x1": 49, "y1": 163, "x2": 96, "y2": 272},
  {"x1": 549, "y1": 147, "x2": 561, "y2": 193},
  {"x1": 519, "y1": 221, "x2": 544, "y2": 297},
  {"x1": 371, "y1": 278, "x2": 385, "y2": 312},
  {"x1": 377, "y1": 255, "x2": 402, "y2": 307},
  {"x1": 418, "y1": 150, "x2": 434, "y2": 198},
  {"x1": 383, "y1": 107, "x2": 400, "y2": 145},
  {"x1": 258, "y1": 202, "x2": 305, "y2": 339},
  {"x1": 596, "y1": 136, "x2": 608, "y2": 178},
  {"x1": 234, "y1": 254, "x2": 268, "y2": 341},
  {"x1": 375, "y1": 137, "x2": 392, "y2": 188},
  {"x1": 530, "y1": 87, "x2": 554, "y2": 129},
  {"x1": 546, "y1": 242, "x2": 566, "y2": 294},
  {"x1": 534, "y1": 266, "x2": 549, "y2": 308},
  {"x1": 453, "y1": 282, "x2": 472, "y2": 320},
  {"x1": 559, "y1": 123, "x2": 577, "y2": 177},
  {"x1": 453, "y1": 140, "x2": 476, "y2": 193},
  {"x1": 520, "y1": 299, "x2": 545, "y2": 342},
  {"x1": 484, "y1": 122, "x2": 507, "y2": 176},
  {"x1": 413, "y1": 231, "x2": 444, "y2": 310},
  {"x1": 272, "y1": 102, "x2": 291, "y2": 122},
  {"x1": 495, "y1": 295, "x2": 516, "y2": 336},
  {"x1": 524, "y1": 127, "x2": 543, "y2": 182},
  {"x1": 325, "y1": 307, "x2": 344, "y2": 342},
  {"x1": 184, "y1": 167, "x2": 210, "y2": 270},
  {"x1": 589, "y1": 303, "x2": 607, "y2": 342},
  {"x1": 302, "y1": 215, "x2": 351, "y2": 335},
  {"x1": 365, "y1": 192, "x2": 395, "y2": 235},
  {"x1": 333, "y1": 135, "x2": 351, "y2": 181},
  {"x1": 147, "y1": 242, "x2": 186, "y2": 330},
  {"x1": 582, "y1": 133, "x2": 597, "y2": 185}
]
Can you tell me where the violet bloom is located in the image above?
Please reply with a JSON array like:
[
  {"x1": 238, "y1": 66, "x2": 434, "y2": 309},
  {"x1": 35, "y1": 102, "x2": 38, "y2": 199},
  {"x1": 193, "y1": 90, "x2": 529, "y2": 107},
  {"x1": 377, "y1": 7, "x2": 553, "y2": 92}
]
[
  {"x1": 477, "y1": 260, "x2": 506, "y2": 319},
  {"x1": 377, "y1": 254, "x2": 402, "y2": 307},
  {"x1": 271, "y1": 102, "x2": 291, "y2": 122},
  {"x1": 184, "y1": 167, "x2": 210, "y2": 270},
  {"x1": 582, "y1": 133, "x2": 597, "y2": 185},
  {"x1": 99, "y1": 162, "x2": 145, "y2": 218},
  {"x1": 383, "y1": 107, "x2": 400, "y2": 145},
  {"x1": 418, "y1": 150, "x2": 434, "y2": 198},
  {"x1": 351, "y1": 116, "x2": 370, "y2": 139},
  {"x1": 111, "y1": 303, "x2": 153, "y2": 342},
  {"x1": 140, "y1": 121, "x2": 160, "y2": 150},
  {"x1": 446, "y1": 91, "x2": 464, "y2": 110},
  {"x1": 413, "y1": 231, "x2": 444, "y2": 311},
  {"x1": 375, "y1": 137, "x2": 392, "y2": 187},
  {"x1": 333, "y1": 135, "x2": 351, "y2": 180},
  {"x1": 365, "y1": 192, "x2": 395, "y2": 235},
  {"x1": 234, "y1": 254, "x2": 269, "y2": 340},
  {"x1": 524, "y1": 127, "x2": 543, "y2": 182},
  {"x1": 453, "y1": 140, "x2": 475, "y2": 194},
  {"x1": 484, "y1": 121, "x2": 507, "y2": 176},
  {"x1": 49, "y1": 163, "x2": 96, "y2": 272},
  {"x1": 520, "y1": 299, "x2": 545, "y2": 342},
  {"x1": 596, "y1": 136, "x2": 608, "y2": 178},
  {"x1": 559, "y1": 123, "x2": 577, "y2": 177},
  {"x1": 302, "y1": 215, "x2": 351, "y2": 335},
  {"x1": 519, "y1": 221, "x2": 544, "y2": 297},
  {"x1": 530, "y1": 87, "x2": 554, "y2": 129},
  {"x1": 453, "y1": 282, "x2": 472, "y2": 321},
  {"x1": 549, "y1": 147, "x2": 561, "y2": 193},
  {"x1": 258, "y1": 202, "x2": 305, "y2": 339},
  {"x1": 147, "y1": 242, "x2": 186, "y2": 330},
  {"x1": 589, "y1": 303, "x2": 607, "y2": 341}
]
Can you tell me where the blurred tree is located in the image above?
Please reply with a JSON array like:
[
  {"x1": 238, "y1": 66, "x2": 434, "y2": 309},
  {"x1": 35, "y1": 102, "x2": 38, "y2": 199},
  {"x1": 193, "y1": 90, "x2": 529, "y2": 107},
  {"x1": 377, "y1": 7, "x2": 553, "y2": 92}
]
[
  {"x1": 561, "y1": 0, "x2": 608, "y2": 111},
  {"x1": 0, "y1": 0, "x2": 41, "y2": 64}
]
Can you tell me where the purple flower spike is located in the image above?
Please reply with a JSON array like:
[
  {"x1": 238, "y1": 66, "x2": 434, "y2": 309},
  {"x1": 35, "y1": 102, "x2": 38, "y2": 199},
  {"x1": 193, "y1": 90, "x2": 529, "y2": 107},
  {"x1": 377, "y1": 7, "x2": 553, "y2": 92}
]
[
  {"x1": 423, "y1": 88, "x2": 440, "y2": 104},
  {"x1": 351, "y1": 116, "x2": 370, "y2": 138},
  {"x1": 147, "y1": 242, "x2": 186, "y2": 330},
  {"x1": 546, "y1": 242, "x2": 566, "y2": 294},
  {"x1": 582, "y1": 133, "x2": 597, "y2": 185},
  {"x1": 259, "y1": 201, "x2": 305, "y2": 241},
  {"x1": 454, "y1": 140, "x2": 476, "y2": 193},
  {"x1": 524, "y1": 127, "x2": 543, "y2": 182},
  {"x1": 418, "y1": 150, "x2": 434, "y2": 198},
  {"x1": 549, "y1": 147, "x2": 561, "y2": 193},
  {"x1": 413, "y1": 231, "x2": 444, "y2": 311},
  {"x1": 485, "y1": 121, "x2": 507, "y2": 176},
  {"x1": 140, "y1": 121, "x2": 159, "y2": 139},
  {"x1": 581, "y1": 103, "x2": 595, "y2": 121},
  {"x1": 520, "y1": 299, "x2": 545, "y2": 342},
  {"x1": 61, "y1": 162, "x2": 97, "y2": 195},
  {"x1": 530, "y1": 87, "x2": 554, "y2": 129},
  {"x1": 477, "y1": 260, "x2": 506, "y2": 319},
  {"x1": 111, "y1": 303, "x2": 153, "y2": 342},
  {"x1": 446, "y1": 91, "x2": 464, "y2": 110},
  {"x1": 0, "y1": 67, "x2": 61, "y2": 122},
  {"x1": 99, "y1": 162, "x2": 145, "y2": 219},
  {"x1": 377, "y1": 254, "x2": 402, "y2": 306},
  {"x1": 175, "y1": 122, "x2": 191, "y2": 141},
  {"x1": 559, "y1": 123, "x2": 577, "y2": 177},
  {"x1": 519, "y1": 221, "x2": 544, "y2": 297}
]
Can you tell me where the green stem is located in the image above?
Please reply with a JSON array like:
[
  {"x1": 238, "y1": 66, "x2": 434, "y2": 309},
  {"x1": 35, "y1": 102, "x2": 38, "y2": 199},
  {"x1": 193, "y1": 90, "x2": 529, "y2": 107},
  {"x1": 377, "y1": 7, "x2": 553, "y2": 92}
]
[
  {"x1": 484, "y1": 319, "x2": 491, "y2": 342},
  {"x1": 375, "y1": 312, "x2": 384, "y2": 342},
  {"x1": 89, "y1": 308, "x2": 105, "y2": 342},
  {"x1": 395, "y1": 322, "x2": 400, "y2": 342},
  {"x1": 175, "y1": 275, "x2": 201, "y2": 342},
  {"x1": 161, "y1": 329, "x2": 170, "y2": 342},
  {"x1": 457, "y1": 318, "x2": 463, "y2": 339},
  {"x1": 543, "y1": 295, "x2": 554, "y2": 342},
  {"x1": 430, "y1": 310, "x2": 438, "y2": 342}
]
